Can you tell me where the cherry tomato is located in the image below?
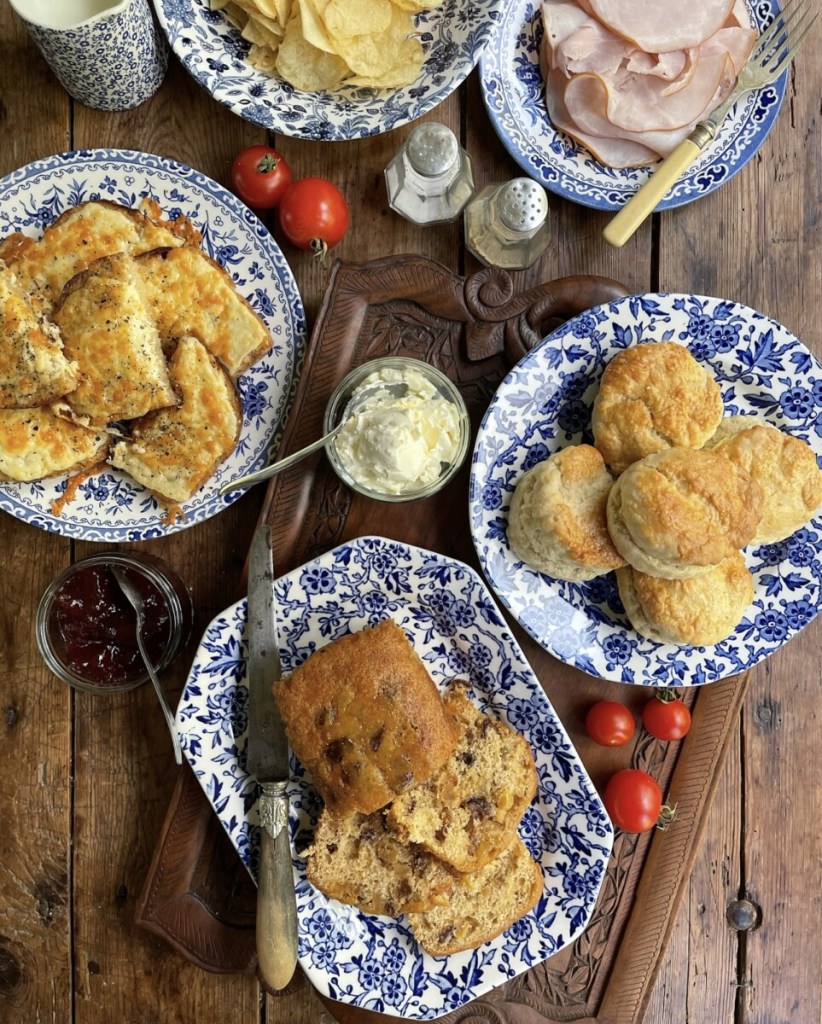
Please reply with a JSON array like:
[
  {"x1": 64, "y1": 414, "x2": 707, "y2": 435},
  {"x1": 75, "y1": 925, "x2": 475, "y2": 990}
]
[
  {"x1": 603, "y1": 769, "x2": 664, "y2": 833},
  {"x1": 585, "y1": 700, "x2": 635, "y2": 747},
  {"x1": 278, "y1": 177, "x2": 349, "y2": 263},
  {"x1": 231, "y1": 146, "x2": 292, "y2": 210},
  {"x1": 642, "y1": 692, "x2": 692, "y2": 741}
]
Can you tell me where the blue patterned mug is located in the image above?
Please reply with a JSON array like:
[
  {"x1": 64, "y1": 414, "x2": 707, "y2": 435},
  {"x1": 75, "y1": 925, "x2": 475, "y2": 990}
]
[{"x1": 8, "y1": 0, "x2": 169, "y2": 111}]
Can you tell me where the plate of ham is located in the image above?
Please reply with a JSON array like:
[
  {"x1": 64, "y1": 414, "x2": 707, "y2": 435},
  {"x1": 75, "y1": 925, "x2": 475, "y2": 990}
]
[{"x1": 479, "y1": 0, "x2": 787, "y2": 210}]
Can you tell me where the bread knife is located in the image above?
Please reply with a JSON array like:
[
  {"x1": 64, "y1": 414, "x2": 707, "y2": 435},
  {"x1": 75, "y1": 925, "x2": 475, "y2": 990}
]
[{"x1": 246, "y1": 522, "x2": 298, "y2": 990}]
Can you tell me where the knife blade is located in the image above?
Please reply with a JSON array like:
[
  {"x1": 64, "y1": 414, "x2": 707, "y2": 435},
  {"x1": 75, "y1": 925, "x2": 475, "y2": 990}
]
[{"x1": 246, "y1": 522, "x2": 298, "y2": 991}]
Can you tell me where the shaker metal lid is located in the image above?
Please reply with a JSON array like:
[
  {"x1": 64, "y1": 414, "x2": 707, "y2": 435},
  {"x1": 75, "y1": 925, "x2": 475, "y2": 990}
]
[
  {"x1": 406, "y1": 123, "x2": 459, "y2": 177},
  {"x1": 496, "y1": 178, "x2": 549, "y2": 232}
]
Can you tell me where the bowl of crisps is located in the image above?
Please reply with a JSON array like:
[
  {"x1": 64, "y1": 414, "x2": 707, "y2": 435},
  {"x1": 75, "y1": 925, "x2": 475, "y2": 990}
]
[{"x1": 153, "y1": 0, "x2": 505, "y2": 141}]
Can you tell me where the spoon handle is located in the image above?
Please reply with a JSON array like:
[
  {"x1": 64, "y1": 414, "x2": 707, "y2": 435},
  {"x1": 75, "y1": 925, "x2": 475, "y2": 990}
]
[
  {"x1": 135, "y1": 629, "x2": 183, "y2": 765},
  {"x1": 220, "y1": 425, "x2": 341, "y2": 496}
]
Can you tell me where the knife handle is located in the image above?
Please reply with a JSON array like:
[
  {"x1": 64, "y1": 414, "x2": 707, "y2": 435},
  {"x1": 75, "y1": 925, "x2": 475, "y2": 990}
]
[
  {"x1": 256, "y1": 786, "x2": 298, "y2": 991},
  {"x1": 603, "y1": 135, "x2": 706, "y2": 249}
]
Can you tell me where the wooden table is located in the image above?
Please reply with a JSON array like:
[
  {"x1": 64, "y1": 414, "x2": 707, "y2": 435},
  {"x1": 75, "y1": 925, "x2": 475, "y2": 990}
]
[{"x1": 1, "y1": 6, "x2": 819, "y2": 1023}]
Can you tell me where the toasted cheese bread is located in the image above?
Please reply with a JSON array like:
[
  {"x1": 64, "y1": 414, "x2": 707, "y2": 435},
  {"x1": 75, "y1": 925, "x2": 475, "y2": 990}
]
[
  {"x1": 2, "y1": 200, "x2": 186, "y2": 311},
  {"x1": 0, "y1": 406, "x2": 109, "y2": 482},
  {"x1": 0, "y1": 262, "x2": 78, "y2": 407},
  {"x1": 133, "y1": 246, "x2": 271, "y2": 377},
  {"x1": 108, "y1": 335, "x2": 242, "y2": 503},
  {"x1": 53, "y1": 254, "x2": 177, "y2": 426}
]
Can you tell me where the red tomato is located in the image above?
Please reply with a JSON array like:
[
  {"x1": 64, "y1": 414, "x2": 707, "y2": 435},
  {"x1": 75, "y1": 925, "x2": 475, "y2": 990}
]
[
  {"x1": 231, "y1": 146, "x2": 292, "y2": 210},
  {"x1": 642, "y1": 693, "x2": 692, "y2": 741},
  {"x1": 603, "y1": 769, "x2": 663, "y2": 833},
  {"x1": 278, "y1": 177, "x2": 349, "y2": 262},
  {"x1": 585, "y1": 700, "x2": 635, "y2": 747}
]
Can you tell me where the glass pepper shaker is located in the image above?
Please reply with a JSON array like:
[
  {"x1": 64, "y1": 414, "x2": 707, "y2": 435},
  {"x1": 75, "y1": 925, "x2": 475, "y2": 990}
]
[
  {"x1": 385, "y1": 122, "x2": 474, "y2": 226},
  {"x1": 464, "y1": 178, "x2": 552, "y2": 270}
]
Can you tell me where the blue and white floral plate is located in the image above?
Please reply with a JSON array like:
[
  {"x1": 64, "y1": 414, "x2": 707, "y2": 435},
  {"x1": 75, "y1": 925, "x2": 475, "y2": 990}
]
[
  {"x1": 154, "y1": 0, "x2": 504, "y2": 141},
  {"x1": 470, "y1": 293, "x2": 822, "y2": 687},
  {"x1": 176, "y1": 535, "x2": 613, "y2": 1019},
  {"x1": 479, "y1": 0, "x2": 786, "y2": 211},
  {"x1": 0, "y1": 149, "x2": 306, "y2": 541}
]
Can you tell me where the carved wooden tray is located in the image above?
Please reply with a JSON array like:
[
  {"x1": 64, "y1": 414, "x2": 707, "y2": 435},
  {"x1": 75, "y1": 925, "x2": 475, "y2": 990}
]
[{"x1": 136, "y1": 256, "x2": 750, "y2": 1023}]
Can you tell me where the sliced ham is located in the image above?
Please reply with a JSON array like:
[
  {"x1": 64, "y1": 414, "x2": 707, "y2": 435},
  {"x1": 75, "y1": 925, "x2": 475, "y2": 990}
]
[
  {"x1": 540, "y1": 0, "x2": 756, "y2": 168},
  {"x1": 581, "y1": 0, "x2": 735, "y2": 52}
]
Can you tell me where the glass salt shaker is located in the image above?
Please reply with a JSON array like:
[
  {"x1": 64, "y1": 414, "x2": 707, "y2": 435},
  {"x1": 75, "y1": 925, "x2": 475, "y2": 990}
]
[
  {"x1": 385, "y1": 122, "x2": 474, "y2": 226},
  {"x1": 464, "y1": 178, "x2": 552, "y2": 270}
]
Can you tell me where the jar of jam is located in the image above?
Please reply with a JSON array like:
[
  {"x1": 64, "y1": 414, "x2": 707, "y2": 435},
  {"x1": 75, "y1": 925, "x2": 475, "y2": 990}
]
[{"x1": 36, "y1": 552, "x2": 194, "y2": 694}]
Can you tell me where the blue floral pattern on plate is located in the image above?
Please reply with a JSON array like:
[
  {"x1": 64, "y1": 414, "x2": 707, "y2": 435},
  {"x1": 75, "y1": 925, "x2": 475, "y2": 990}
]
[
  {"x1": 469, "y1": 293, "x2": 822, "y2": 687},
  {"x1": 0, "y1": 149, "x2": 306, "y2": 542},
  {"x1": 479, "y1": 0, "x2": 786, "y2": 211},
  {"x1": 176, "y1": 535, "x2": 613, "y2": 1019},
  {"x1": 153, "y1": 0, "x2": 504, "y2": 140}
]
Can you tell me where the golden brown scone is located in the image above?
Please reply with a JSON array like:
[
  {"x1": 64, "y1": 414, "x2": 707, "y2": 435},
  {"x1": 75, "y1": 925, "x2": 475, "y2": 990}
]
[
  {"x1": 275, "y1": 618, "x2": 458, "y2": 817},
  {"x1": 407, "y1": 837, "x2": 543, "y2": 956},
  {"x1": 617, "y1": 553, "x2": 754, "y2": 646},
  {"x1": 507, "y1": 445, "x2": 626, "y2": 580},
  {"x1": 606, "y1": 448, "x2": 763, "y2": 578},
  {"x1": 711, "y1": 424, "x2": 822, "y2": 544},
  {"x1": 386, "y1": 684, "x2": 538, "y2": 873},
  {"x1": 592, "y1": 342, "x2": 724, "y2": 474},
  {"x1": 53, "y1": 253, "x2": 176, "y2": 426},
  {"x1": 107, "y1": 335, "x2": 242, "y2": 503}
]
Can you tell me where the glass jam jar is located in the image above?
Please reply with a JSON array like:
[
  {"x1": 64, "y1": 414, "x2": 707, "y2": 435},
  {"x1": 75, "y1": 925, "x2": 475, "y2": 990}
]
[{"x1": 36, "y1": 551, "x2": 194, "y2": 694}]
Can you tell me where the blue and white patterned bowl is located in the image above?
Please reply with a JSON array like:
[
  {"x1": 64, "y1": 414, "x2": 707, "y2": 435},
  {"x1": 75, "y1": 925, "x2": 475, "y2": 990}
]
[
  {"x1": 470, "y1": 293, "x2": 822, "y2": 687},
  {"x1": 176, "y1": 535, "x2": 613, "y2": 1019},
  {"x1": 0, "y1": 149, "x2": 306, "y2": 542},
  {"x1": 479, "y1": 0, "x2": 786, "y2": 211},
  {"x1": 153, "y1": 0, "x2": 505, "y2": 141}
]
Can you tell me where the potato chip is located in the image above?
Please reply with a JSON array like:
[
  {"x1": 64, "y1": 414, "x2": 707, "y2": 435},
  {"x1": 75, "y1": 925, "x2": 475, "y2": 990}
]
[
  {"x1": 331, "y1": 6, "x2": 414, "y2": 78},
  {"x1": 324, "y1": 0, "x2": 393, "y2": 40},
  {"x1": 276, "y1": 6, "x2": 350, "y2": 89},
  {"x1": 296, "y1": 0, "x2": 338, "y2": 53}
]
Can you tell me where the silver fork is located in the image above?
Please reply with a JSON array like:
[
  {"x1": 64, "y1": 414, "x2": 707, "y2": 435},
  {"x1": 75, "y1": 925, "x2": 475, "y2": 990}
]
[
  {"x1": 603, "y1": 0, "x2": 818, "y2": 248},
  {"x1": 110, "y1": 564, "x2": 183, "y2": 765}
]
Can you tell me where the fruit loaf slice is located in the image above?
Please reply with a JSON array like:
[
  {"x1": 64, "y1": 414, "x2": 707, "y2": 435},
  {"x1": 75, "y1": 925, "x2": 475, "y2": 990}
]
[
  {"x1": 306, "y1": 807, "x2": 458, "y2": 917},
  {"x1": 408, "y1": 836, "x2": 543, "y2": 956},
  {"x1": 386, "y1": 683, "x2": 538, "y2": 872}
]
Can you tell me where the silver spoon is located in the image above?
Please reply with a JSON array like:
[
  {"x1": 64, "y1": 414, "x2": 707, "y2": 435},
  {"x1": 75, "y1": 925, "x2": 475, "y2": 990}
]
[
  {"x1": 110, "y1": 564, "x2": 183, "y2": 765},
  {"x1": 220, "y1": 375, "x2": 407, "y2": 496}
]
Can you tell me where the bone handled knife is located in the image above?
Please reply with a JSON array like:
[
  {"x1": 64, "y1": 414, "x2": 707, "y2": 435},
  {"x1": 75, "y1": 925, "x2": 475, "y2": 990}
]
[{"x1": 246, "y1": 522, "x2": 298, "y2": 991}]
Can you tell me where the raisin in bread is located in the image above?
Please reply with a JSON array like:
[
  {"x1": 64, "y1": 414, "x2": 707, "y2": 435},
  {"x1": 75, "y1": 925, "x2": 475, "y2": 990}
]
[
  {"x1": 275, "y1": 618, "x2": 458, "y2": 817},
  {"x1": 407, "y1": 837, "x2": 543, "y2": 956},
  {"x1": 386, "y1": 684, "x2": 538, "y2": 872},
  {"x1": 306, "y1": 808, "x2": 457, "y2": 917}
]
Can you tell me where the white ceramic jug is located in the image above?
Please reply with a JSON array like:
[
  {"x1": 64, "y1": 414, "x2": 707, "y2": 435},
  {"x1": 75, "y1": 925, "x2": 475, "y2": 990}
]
[{"x1": 8, "y1": 0, "x2": 169, "y2": 110}]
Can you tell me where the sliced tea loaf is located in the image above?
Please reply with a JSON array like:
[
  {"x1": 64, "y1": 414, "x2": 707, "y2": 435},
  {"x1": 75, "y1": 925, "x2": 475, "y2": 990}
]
[
  {"x1": 407, "y1": 836, "x2": 543, "y2": 956},
  {"x1": 386, "y1": 683, "x2": 538, "y2": 872},
  {"x1": 306, "y1": 808, "x2": 457, "y2": 917}
]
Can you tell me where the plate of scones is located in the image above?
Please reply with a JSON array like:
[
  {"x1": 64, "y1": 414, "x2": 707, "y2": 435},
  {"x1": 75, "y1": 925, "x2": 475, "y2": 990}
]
[
  {"x1": 0, "y1": 149, "x2": 306, "y2": 541},
  {"x1": 470, "y1": 292, "x2": 822, "y2": 686},
  {"x1": 176, "y1": 535, "x2": 613, "y2": 1019}
]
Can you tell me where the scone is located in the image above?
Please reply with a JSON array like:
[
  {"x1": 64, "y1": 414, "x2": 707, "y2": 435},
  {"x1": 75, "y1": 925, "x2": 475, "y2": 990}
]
[
  {"x1": 507, "y1": 445, "x2": 626, "y2": 580},
  {"x1": 617, "y1": 553, "x2": 754, "y2": 646},
  {"x1": 592, "y1": 342, "x2": 724, "y2": 474},
  {"x1": 306, "y1": 808, "x2": 457, "y2": 917},
  {"x1": 275, "y1": 618, "x2": 458, "y2": 817},
  {"x1": 386, "y1": 684, "x2": 538, "y2": 873},
  {"x1": 606, "y1": 448, "x2": 763, "y2": 578},
  {"x1": 711, "y1": 424, "x2": 822, "y2": 544},
  {"x1": 407, "y1": 837, "x2": 543, "y2": 956}
]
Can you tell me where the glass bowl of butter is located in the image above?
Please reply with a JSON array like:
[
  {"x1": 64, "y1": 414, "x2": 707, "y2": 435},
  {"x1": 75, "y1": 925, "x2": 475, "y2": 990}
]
[{"x1": 323, "y1": 356, "x2": 470, "y2": 502}]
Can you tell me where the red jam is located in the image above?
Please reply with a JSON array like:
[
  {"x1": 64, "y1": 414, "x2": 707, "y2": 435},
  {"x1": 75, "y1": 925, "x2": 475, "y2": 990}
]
[{"x1": 49, "y1": 564, "x2": 171, "y2": 686}]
